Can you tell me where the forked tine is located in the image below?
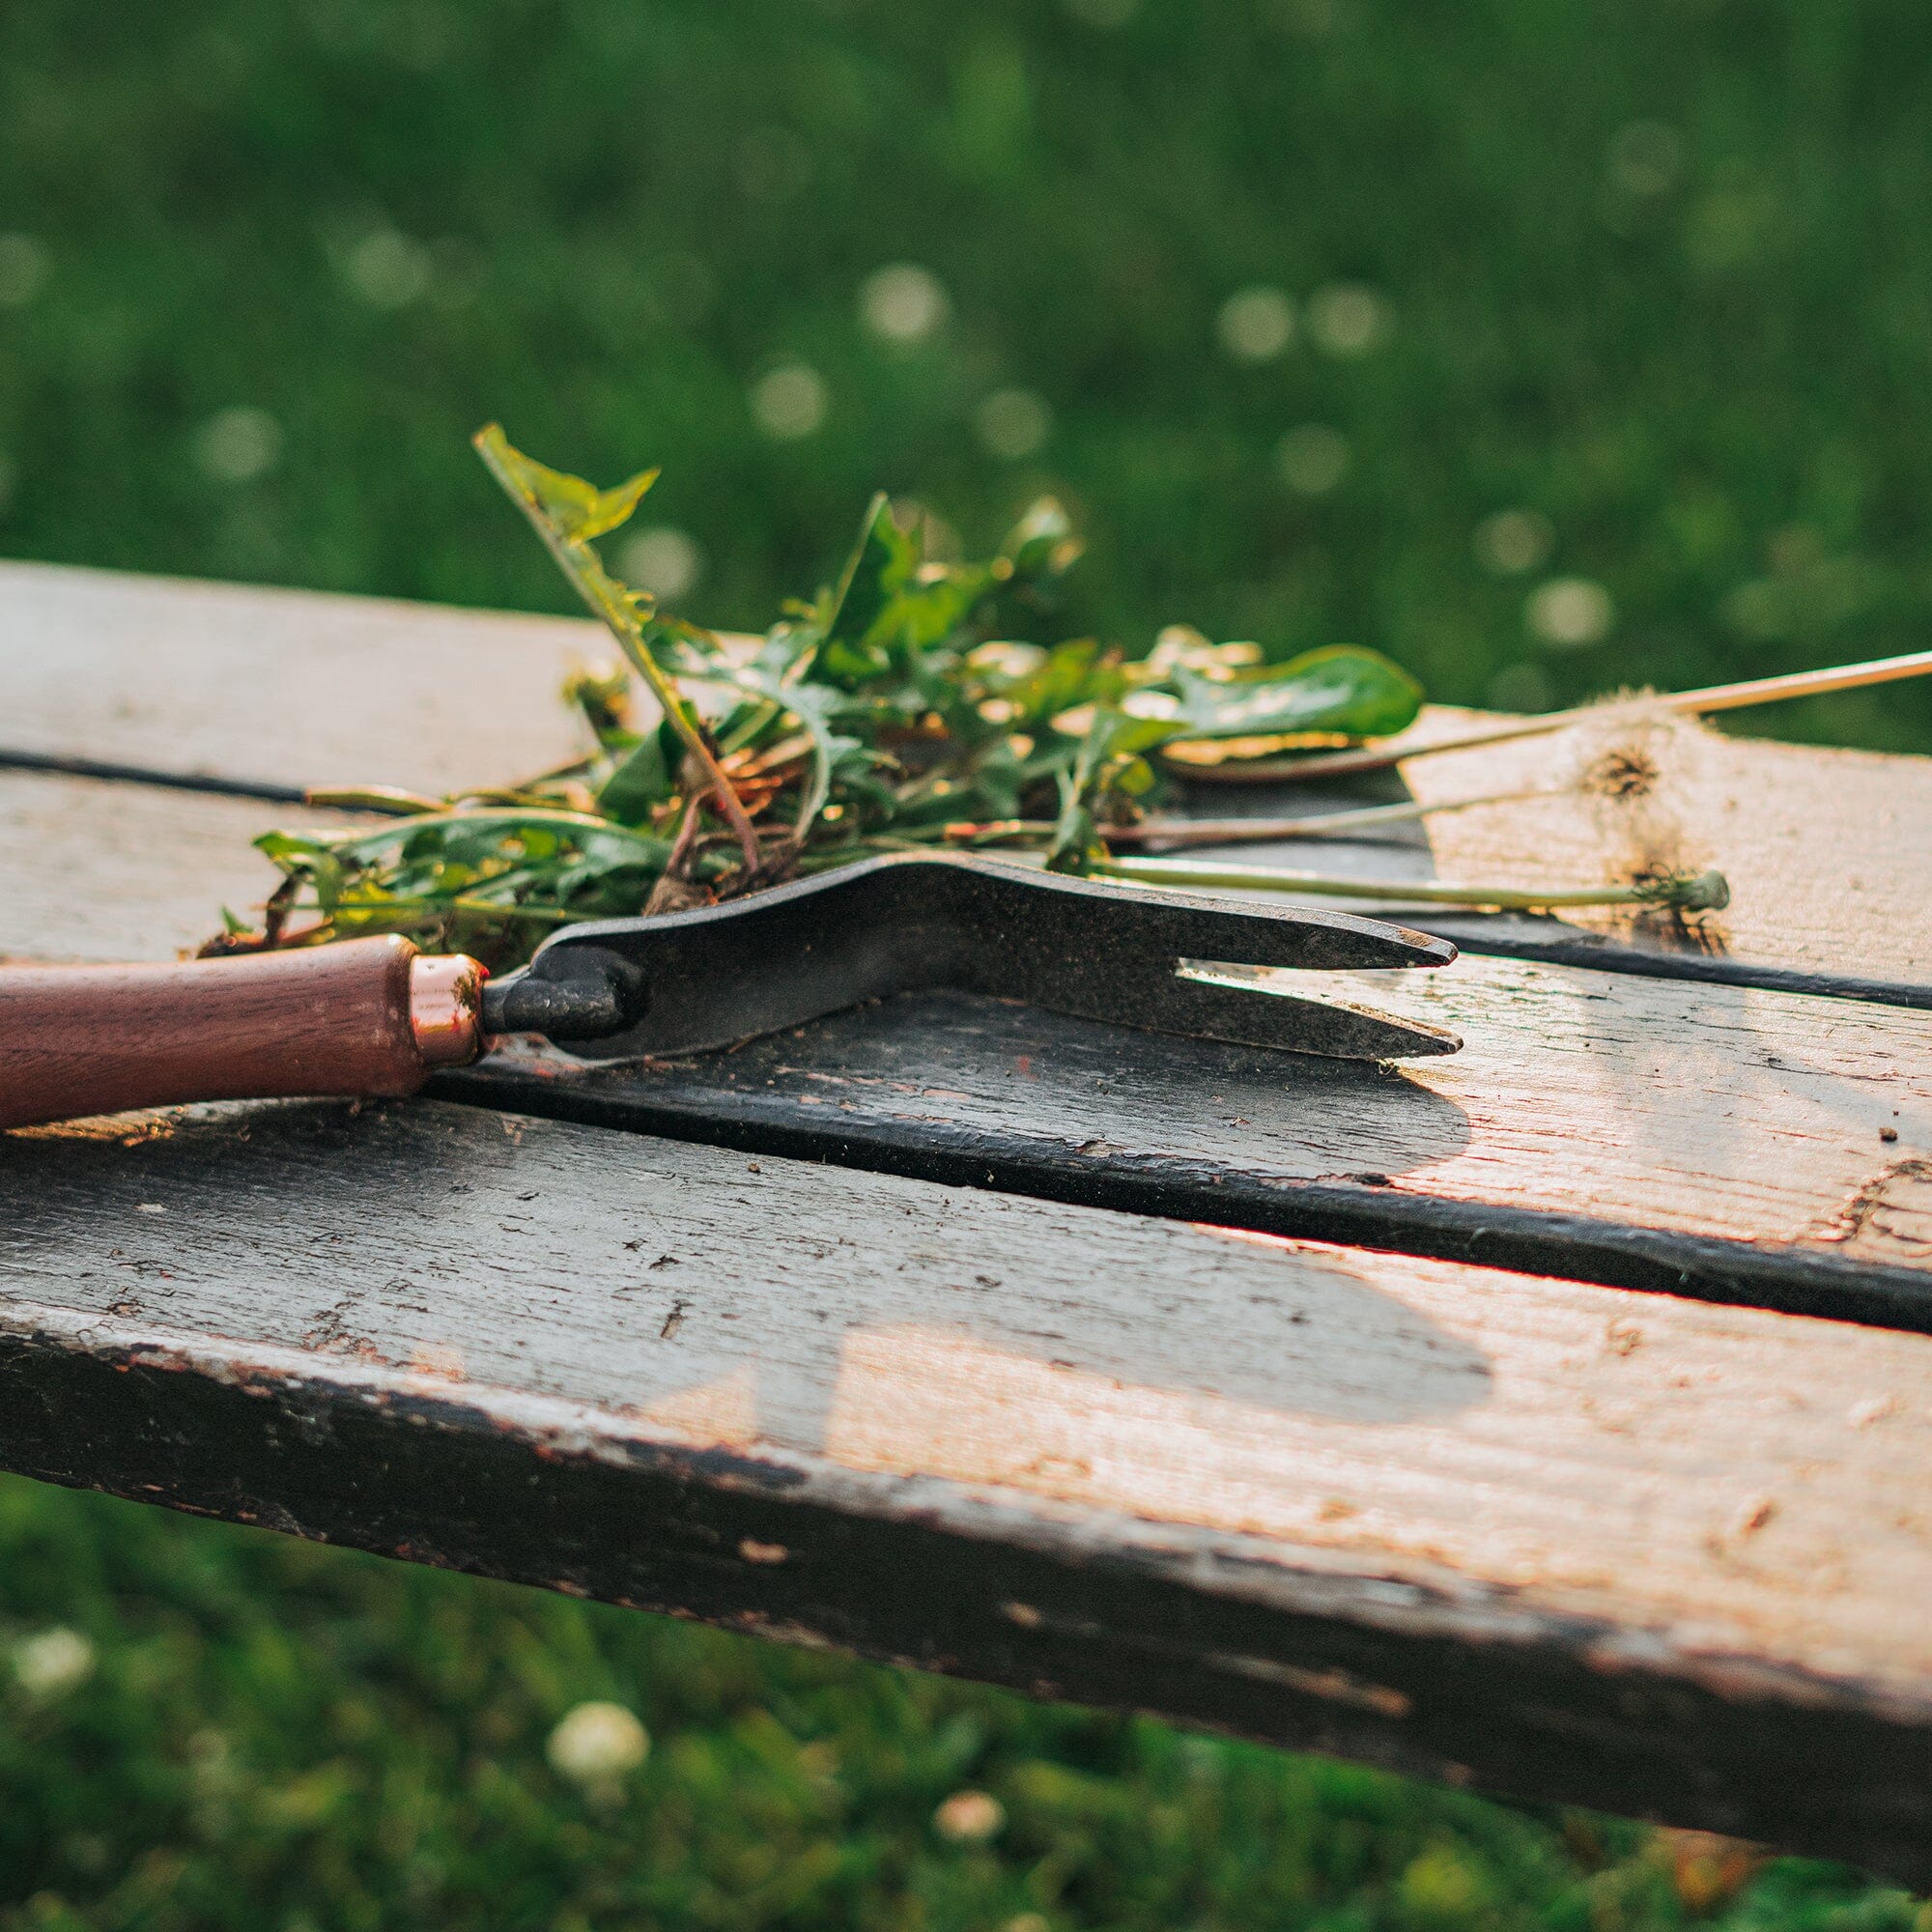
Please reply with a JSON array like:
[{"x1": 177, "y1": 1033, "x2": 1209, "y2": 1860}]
[{"x1": 486, "y1": 851, "x2": 1462, "y2": 1063}]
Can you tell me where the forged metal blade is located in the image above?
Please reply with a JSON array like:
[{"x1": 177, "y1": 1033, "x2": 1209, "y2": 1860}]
[{"x1": 494, "y1": 850, "x2": 1462, "y2": 1062}]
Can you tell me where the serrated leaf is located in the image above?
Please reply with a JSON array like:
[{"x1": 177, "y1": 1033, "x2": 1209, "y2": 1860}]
[
  {"x1": 887, "y1": 563, "x2": 996, "y2": 654},
  {"x1": 475, "y1": 424, "x2": 658, "y2": 543},
  {"x1": 1046, "y1": 706, "x2": 1179, "y2": 870},
  {"x1": 1003, "y1": 639, "x2": 1112, "y2": 725},
  {"x1": 825, "y1": 493, "x2": 919, "y2": 649},
  {"x1": 596, "y1": 715, "x2": 681, "y2": 824},
  {"x1": 239, "y1": 437, "x2": 1433, "y2": 971},
  {"x1": 1003, "y1": 496, "x2": 1082, "y2": 579}
]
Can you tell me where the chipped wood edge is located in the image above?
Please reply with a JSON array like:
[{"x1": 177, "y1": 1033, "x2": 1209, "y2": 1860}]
[{"x1": 3, "y1": 1291, "x2": 1930, "y2": 1884}]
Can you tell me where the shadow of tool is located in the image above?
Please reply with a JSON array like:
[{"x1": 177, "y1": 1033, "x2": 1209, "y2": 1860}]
[{"x1": 1, "y1": 1095, "x2": 1493, "y2": 1482}]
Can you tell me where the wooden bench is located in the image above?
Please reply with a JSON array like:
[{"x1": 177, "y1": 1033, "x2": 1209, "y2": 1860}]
[{"x1": 7, "y1": 559, "x2": 1932, "y2": 1882}]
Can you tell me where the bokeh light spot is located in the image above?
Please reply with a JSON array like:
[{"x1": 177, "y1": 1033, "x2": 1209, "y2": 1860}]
[
  {"x1": 0, "y1": 234, "x2": 50, "y2": 308},
  {"x1": 342, "y1": 228, "x2": 434, "y2": 308},
  {"x1": 1216, "y1": 285, "x2": 1296, "y2": 363},
  {"x1": 1305, "y1": 282, "x2": 1392, "y2": 356},
  {"x1": 859, "y1": 263, "x2": 952, "y2": 344},
  {"x1": 1486, "y1": 661, "x2": 1556, "y2": 712},
  {"x1": 1606, "y1": 121, "x2": 1685, "y2": 198},
  {"x1": 736, "y1": 127, "x2": 814, "y2": 206},
  {"x1": 617, "y1": 526, "x2": 703, "y2": 601},
  {"x1": 751, "y1": 362, "x2": 829, "y2": 440},
  {"x1": 975, "y1": 387, "x2": 1052, "y2": 460},
  {"x1": 193, "y1": 407, "x2": 284, "y2": 485},
  {"x1": 1473, "y1": 509, "x2": 1554, "y2": 576},
  {"x1": 1526, "y1": 576, "x2": 1614, "y2": 648}
]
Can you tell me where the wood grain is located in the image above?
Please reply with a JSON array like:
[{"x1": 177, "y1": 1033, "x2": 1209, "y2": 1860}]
[
  {"x1": 0, "y1": 772, "x2": 316, "y2": 963},
  {"x1": 0, "y1": 560, "x2": 595, "y2": 795},
  {"x1": 0, "y1": 938, "x2": 440, "y2": 1128},
  {"x1": 450, "y1": 970, "x2": 1932, "y2": 1327},
  {"x1": 8, "y1": 770, "x2": 1930, "y2": 1321},
  {"x1": 14, "y1": 563, "x2": 1932, "y2": 1866},
  {"x1": 7, "y1": 561, "x2": 1932, "y2": 997},
  {"x1": 6, "y1": 1096, "x2": 1932, "y2": 1875},
  {"x1": 1177, "y1": 707, "x2": 1932, "y2": 1001}
]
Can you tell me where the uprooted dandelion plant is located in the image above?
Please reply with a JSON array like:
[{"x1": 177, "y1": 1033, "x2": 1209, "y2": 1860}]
[{"x1": 213, "y1": 431, "x2": 1729, "y2": 966}]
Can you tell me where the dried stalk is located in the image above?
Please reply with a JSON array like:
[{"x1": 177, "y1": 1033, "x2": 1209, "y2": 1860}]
[
  {"x1": 1174, "y1": 647, "x2": 1932, "y2": 783},
  {"x1": 1092, "y1": 853, "x2": 1731, "y2": 914}
]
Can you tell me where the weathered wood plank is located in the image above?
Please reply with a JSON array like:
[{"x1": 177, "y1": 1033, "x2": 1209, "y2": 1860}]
[
  {"x1": 7, "y1": 769, "x2": 1929, "y2": 1323},
  {"x1": 7, "y1": 560, "x2": 1932, "y2": 998},
  {"x1": 1179, "y1": 707, "x2": 1932, "y2": 1005},
  {"x1": 0, "y1": 559, "x2": 594, "y2": 796},
  {"x1": 450, "y1": 974, "x2": 1932, "y2": 1328},
  {"x1": 0, "y1": 773, "x2": 318, "y2": 963},
  {"x1": 6, "y1": 1096, "x2": 1932, "y2": 1877}
]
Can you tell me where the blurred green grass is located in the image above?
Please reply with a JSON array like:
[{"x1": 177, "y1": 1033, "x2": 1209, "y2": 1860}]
[
  {"x1": 5, "y1": 1, "x2": 1932, "y2": 747},
  {"x1": 6, "y1": 0, "x2": 1932, "y2": 1922},
  {"x1": 3, "y1": 1480, "x2": 1925, "y2": 1932}
]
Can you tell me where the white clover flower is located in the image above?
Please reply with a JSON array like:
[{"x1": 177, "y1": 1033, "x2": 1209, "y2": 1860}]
[
  {"x1": 547, "y1": 1701, "x2": 649, "y2": 1785},
  {"x1": 14, "y1": 1628, "x2": 96, "y2": 1698},
  {"x1": 933, "y1": 1788, "x2": 1006, "y2": 1841}
]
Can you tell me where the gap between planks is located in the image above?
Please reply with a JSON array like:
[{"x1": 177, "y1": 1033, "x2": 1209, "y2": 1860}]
[
  {"x1": 6, "y1": 559, "x2": 1932, "y2": 1001},
  {"x1": 8, "y1": 768, "x2": 1932, "y2": 1330}
]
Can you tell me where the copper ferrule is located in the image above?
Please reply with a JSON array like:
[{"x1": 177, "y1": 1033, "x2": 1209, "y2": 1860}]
[{"x1": 409, "y1": 953, "x2": 486, "y2": 1068}]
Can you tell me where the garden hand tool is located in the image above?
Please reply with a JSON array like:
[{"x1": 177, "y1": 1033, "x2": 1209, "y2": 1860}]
[{"x1": 0, "y1": 851, "x2": 1460, "y2": 1131}]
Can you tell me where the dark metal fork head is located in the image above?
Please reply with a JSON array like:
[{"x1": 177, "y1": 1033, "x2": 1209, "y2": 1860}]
[{"x1": 482, "y1": 850, "x2": 1461, "y2": 1062}]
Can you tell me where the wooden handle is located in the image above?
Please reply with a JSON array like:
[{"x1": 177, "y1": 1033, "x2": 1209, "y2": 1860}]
[{"x1": 0, "y1": 938, "x2": 485, "y2": 1130}]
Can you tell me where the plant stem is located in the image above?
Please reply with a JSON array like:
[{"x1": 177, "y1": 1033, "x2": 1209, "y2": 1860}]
[
  {"x1": 1112, "y1": 788, "x2": 1548, "y2": 848},
  {"x1": 473, "y1": 424, "x2": 762, "y2": 871},
  {"x1": 314, "y1": 805, "x2": 671, "y2": 853},
  {"x1": 341, "y1": 895, "x2": 578, "y2": 923},
  {"x1": 1091, "y1": 854, "x2": 1728, "y2": 913},
  {"x1": 303, "y1": 784, "x2": 446, "y2": 815},
  {"x1": 1174, "y1": 646, "x2": 1932, "y2": 783}
]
